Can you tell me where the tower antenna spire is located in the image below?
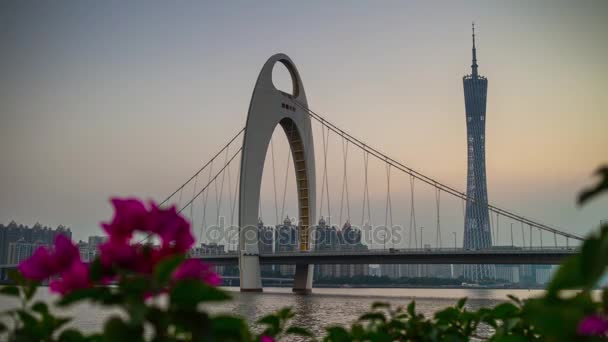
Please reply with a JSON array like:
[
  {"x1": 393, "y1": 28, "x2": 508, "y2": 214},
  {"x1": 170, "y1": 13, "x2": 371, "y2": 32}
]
[{"x1": 471, "y1": 22, "x2": 479, "y2": 77}]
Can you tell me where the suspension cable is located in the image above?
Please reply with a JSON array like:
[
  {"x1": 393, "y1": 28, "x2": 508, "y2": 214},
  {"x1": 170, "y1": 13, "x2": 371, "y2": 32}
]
[
  {"x1": 361, "y1": 151, "x2": 372, "y2": 248},
  {"x1": 435, "y1": 187, "x2": 442, "y2": 248},
  {"x1": 289, "y1": 99, "x2": 582, "y2": 241},
  {"x1": 409, "y1": 175, "x2": 417, "y2": 249},
  {"x1": 385, "y1": 163, "x2": 394, "y2": 249},
  {"x1": 520, "y1": 221, "x2": 525, "y2": 248},
  {"x1": 225, "y1": 149, "x2": 233, "y2": 248},
  {"x1": 319, "y1": 124, "x2": 328, "y2": 221},
  {"x1": 200, "y1": 160, "x2": 214, "y2": 243},
  {"x1": 323, "y1": 127, "x2": 331, "y2": 225},
  {"x1": 214, "y1": 147, "x2": 229, "y2": 228},
  {"x1": 177, "y1": 187, "x2": 184, "y2": 211},
  {"x1": 270, "y1": 137, "x2": 279, "y2": 225},
  {"x1": 189, "y1": 174, "x2": 198, "y2": 226},
  {"x1": 461, "y1": 197, "x2": 466, "y2": 220},
  {"x1": 181, "y1": 147, "x2": 242, "y2": 213},
  {"x1": 230, "y1": 157, "x2": 240, "y2": 251},
  {"x1": 280, "y1": 125, "x2": 294, "y2": 222},
  {"x1": 554, "y1": 232, "x2": 557, "y2": 248},
  {"x1": 138, "y1": 147, "x2": 242, "y2": 245},
  {"x1": 159, "y1": 127, "x2": 245, "y2": 207},
  {"x1": 339, "y1": 137, "x2": 350, "y2": 226},
  {"x1": 496, "y1": 212, "x2": 500, "y2": 246},
  {"x1": 490, "y1": 208, "x2": 495, "y2": 246}
]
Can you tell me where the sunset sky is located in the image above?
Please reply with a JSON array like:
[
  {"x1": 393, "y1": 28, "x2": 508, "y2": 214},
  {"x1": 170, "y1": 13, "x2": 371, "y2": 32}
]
[{"x1": 1, "y1": 1, "x2": 606, "y2": 244}]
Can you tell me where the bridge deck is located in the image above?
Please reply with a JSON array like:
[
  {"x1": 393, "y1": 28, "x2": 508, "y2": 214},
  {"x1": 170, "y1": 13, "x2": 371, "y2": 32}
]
[
  {"x1": 0, "y1": 248, "x2": 578, "y2": 269},
  {"x1": 195, "y1": 248, "x2": 578, "y2": 265}
]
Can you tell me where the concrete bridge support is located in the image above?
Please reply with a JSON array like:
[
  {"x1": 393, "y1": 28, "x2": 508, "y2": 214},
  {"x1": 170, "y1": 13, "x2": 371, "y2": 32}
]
[{"x1": 238, "y1": 54, "x2": 316, "y2": 293}]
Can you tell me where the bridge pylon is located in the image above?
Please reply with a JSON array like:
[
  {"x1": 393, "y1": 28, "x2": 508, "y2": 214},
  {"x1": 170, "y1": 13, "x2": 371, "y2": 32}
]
[{"x1": 238, "y1": 54, "x2": 316, "y2": 293}]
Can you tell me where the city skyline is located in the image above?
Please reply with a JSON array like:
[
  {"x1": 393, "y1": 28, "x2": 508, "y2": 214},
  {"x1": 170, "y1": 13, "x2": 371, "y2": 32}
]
[{"x1": 0, "y1": 1, "x2": 606, "y2": 242}]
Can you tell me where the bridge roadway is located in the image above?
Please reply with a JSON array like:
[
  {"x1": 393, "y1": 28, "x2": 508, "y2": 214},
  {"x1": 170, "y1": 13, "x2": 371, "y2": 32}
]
[
  {"x1": 0, "y1": 248, "x2": 578, "y2": 270},
  {"x1": 195, "y1": 247, "x2": 578, "y2": 266}
]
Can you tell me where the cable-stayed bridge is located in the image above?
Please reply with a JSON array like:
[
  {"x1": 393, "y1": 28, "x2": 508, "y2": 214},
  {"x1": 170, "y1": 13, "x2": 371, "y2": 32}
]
[{"x1": 142, "y1": 54, "x2": 582, "y2": 293}]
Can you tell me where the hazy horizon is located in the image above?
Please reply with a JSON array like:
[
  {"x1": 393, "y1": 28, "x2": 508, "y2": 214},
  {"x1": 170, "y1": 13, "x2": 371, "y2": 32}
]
[{"x1": 1, "y1": 1, "x2": 606, "y2": 244}]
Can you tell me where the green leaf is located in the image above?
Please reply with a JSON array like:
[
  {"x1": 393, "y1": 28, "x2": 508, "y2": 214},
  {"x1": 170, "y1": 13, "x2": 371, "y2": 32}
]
[
  {"x1": 276, "y1": 307, "x2": 295, "y2": 320},
  {"x1": 492, "y1": 303, "x2": 520, "y2": 319},
  {"x1": 210, "y1": 315, "x2": 251, "y2": 341},
  {"x1": 88, "y1": 258, "x2": 105, "y2": 283},
  {"x1": 258, "y1": 314, "x2": 281, "y2": 335},
  {"x1": 434, "y1": 307, "x2": 459, "y2": 322},
  {"x1": 170, "y1": 280, "x2": 230, "y2": 309},
  {"x1": 358, "y1": 312, "x2": 386, "y2": 322},
  {"x1": 16, "y1": 309, "x2": 42, "y2": 338},
  {"x1": 58, "y1": 328, "x2": 86, "y2": 342},
  {"x1": 103, "y1": 316, "x2": 143, "y2": 342},
  {"x1": 507, "y1": 294, "x2": 521, "y2": 305},
  {"x1": 578, "y1": 165, "x2": 608, "y2": 205},
  {"x1": 31, "y1": 301, "x2": 49, "y2": 316},
  {"x1": 407, "y1": 301, "x2": 416, "y2": 316},
  {"x1": 492, "y1": 336, "x2": 529, "y2": 342},
  {"x1": 371, "y1": 302, "x2": 390, "y2": 309},
  {"x1": 120, "y1": 276, "x2": 151, "y2": 299},
  {"x1": 58, "y1": 287, "x2": 114, "y2": 306},
  {"x1": 0, "y1": 286, "x2": 20, "y2": 297},
  {"x1": 325, "y1": 326, "x2": 351, "y2": 342},
  {"x1": 286, "y1": 326, "x2": 314, "y2": 337},
  {"x1": 9, "y1": 270, "x2": 40, "y2": 301},
  {"x1": 145, "y1": 306, "x2": 169, "y2": 338},
  {"x1": 456, "y1": 297, "x2": 467, "y2": 309},
  {"x1": 602, "y1": 288, "x2": 608, "y2": 312},
  {"x1": 522, "y1": 294, "x2": 594, "y2": 341},
  {"x1": 154, "y1": 254, "x2": 185, "y2": 284}
]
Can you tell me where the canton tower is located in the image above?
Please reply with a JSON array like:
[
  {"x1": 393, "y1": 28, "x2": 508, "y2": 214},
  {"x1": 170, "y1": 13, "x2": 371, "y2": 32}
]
[{"x1": 462, "y1": 24, "x2": 494, "y2": 281}]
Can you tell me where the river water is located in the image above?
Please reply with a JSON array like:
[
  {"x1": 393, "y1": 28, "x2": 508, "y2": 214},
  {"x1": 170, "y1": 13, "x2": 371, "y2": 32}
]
[{"x1": 0, "y1": 287, "x2": 544, "y2": 339}]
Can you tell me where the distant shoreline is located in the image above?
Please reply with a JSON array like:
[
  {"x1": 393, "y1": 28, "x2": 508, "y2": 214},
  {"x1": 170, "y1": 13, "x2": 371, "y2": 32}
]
[{"x1": 226, "y1": 283, "x2": 546, "y2": 290}]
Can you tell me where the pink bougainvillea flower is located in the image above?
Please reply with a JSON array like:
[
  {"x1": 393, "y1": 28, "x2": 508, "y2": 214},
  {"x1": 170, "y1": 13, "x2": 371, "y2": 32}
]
[
  {"x1": 578, "y1": 314, "x2": 608, "y2": 336},
  {"x1": 48, "y1": 235, "x2": 80, "y2": 271},
  {"x1": 98, "y1": 197, "x2": 197, "y2": 275},
  {"x1": 101, "y1": 198, "x2": 148, "y2": 242},
  {"x1": 99, "y1": 239, "x2": 138, "y2": 269},
  {"x1": 49, "y1": 261, "x2": 90, "y2": 295},
  {"x1": 18, "y1": 247, "x2": 53, "y2": 280},
  {"x1": 99, "y1": 240, "x2": 167, "y2": 275},
  {"x1": 18, "y1": 235, "x2": 80, "y2": 281},
  {"x1": 145, "y1": 203, "x2": 194, "y2": 253},
  {"x1": 172, "y1": 259, "x2": 221, "y2": 286},
  {"x1": 260, "y1": 336, "x2": 275, "y2": 342}
]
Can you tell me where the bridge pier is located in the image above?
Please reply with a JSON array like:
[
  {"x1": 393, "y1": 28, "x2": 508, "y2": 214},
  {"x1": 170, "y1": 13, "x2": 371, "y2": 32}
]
[
  {"x1": 292, "y1": 264, "x2": 314, "y2": 294},
  {"x1": 239, "y1": 252, "x2": 262, "y2": 292}
]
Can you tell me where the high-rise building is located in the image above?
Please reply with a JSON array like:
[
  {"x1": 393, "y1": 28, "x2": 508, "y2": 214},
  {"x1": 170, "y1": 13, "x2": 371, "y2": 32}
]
[
  {"x1": 87, "y1": 235, "x2": 107, "y2": 249},
  {"x1": 7, "y1": 238, "x2": 48, "y2": 265},
  {"x1": 313, "y1": 218, "x2": 369, "y2": 278},
  {"x1": 496, "y1": 265, "x2": 520, "y2": 284},
  {"x1": 462, "y1": 24, "x2": 495, "y2": 281},
  {"x1": 257, "y1": 219, "x2": 275, "y2": 274},
  {"x1": 534, "y1": 265, "x2": 553, "y2": 285},
  {"x1": 275, "y1": 216, "x2": 298, "y2": 276},
  {"x1": 0, "y1": 221, "x2": 72, "y2": 265}
]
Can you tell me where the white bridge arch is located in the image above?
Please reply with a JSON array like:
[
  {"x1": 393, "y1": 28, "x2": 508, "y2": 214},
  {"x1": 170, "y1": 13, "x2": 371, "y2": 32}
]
[{"x1": 238, "y1": 54, "x2": 316, "y2": 293}]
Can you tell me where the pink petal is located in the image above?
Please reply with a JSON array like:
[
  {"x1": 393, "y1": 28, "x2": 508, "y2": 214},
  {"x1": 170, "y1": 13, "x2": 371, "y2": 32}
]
[
  {"x1": 49, "y1": 261, "x2": 90, "y2": 295},
  {"x1": 18, "y1": 247, "x2": 53, "y2": 280}
]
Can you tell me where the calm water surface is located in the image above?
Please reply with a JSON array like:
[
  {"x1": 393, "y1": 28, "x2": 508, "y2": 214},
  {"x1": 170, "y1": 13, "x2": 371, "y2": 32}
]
[{"x1": 0, "y1": 287, "x2": 544, "y2": 339}]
